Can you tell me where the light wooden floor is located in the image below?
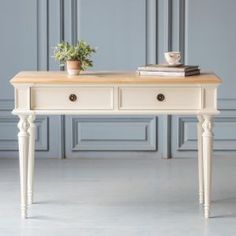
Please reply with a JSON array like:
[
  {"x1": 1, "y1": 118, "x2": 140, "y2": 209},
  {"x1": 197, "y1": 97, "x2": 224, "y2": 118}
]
[{"x1": 1, "y1": 156, "x2": 236, "y2": 236}]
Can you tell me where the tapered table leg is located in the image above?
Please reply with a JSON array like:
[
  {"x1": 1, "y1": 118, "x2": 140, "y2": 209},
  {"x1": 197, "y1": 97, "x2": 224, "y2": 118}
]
[
  {"x1": 197, "y1": 115, "x2": 204, "y2": 205},
  {"x1": 202, "y1": 115, "x2": 213, "y2": 218},
  {"x1": 27, "y1": 114, "x2": 36, "y2": 205},
  {"x1": 17, "y1": 114, "x2": 30, "y2": 219}
]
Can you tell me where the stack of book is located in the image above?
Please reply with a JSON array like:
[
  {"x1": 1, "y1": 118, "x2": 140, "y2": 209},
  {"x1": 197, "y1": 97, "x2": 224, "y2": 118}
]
[{"x1": 137, "y1": 64, "x2": 200, "y2": 77}]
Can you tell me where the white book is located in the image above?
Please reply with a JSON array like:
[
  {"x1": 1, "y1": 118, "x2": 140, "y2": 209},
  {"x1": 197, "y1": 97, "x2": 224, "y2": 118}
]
[
  {"x1": 137, "y1": 64, "x2": 199, "y2": 72},
  {"x1": 137, "y1": 69, "x2": 200, "y2": 77}
]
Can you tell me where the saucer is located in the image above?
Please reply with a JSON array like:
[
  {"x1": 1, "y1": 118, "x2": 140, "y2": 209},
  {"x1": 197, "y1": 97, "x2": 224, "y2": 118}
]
[
  {"x1": 166, "y1": 63, "x2": 183, "y2": 67},
  {"x1": 159, "y1": 63, "x2": 183, "y2": 67}
]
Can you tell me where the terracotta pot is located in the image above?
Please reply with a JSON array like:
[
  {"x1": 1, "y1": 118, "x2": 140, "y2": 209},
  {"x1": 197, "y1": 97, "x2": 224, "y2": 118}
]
[{"x1": 66, "y1": 60, "x2": 81, "y2": 75}]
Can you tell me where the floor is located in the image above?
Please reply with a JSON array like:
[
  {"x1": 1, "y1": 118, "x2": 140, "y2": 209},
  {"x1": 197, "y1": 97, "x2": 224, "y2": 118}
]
[{"x1": 1, "y1": 156, "x2": 236, "y2": 236}]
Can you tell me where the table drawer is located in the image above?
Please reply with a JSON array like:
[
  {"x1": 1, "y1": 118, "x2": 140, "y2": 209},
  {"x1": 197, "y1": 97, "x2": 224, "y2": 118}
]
[
  {"x1": 119, "y1": 87, "x2": 201, "y2": 110},
  {"x1": 31, "y1": 86, "x2": 113, "y2": 110}
]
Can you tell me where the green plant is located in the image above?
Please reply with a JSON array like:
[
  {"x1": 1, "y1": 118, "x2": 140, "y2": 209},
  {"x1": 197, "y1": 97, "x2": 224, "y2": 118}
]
[{"x1": 53, "y1": 40, "x2": 96, "y2": 71}]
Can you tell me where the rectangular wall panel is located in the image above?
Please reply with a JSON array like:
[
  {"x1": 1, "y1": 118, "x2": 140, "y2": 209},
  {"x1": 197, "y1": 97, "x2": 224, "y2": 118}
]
[
  {"x1": 65, "y1": 116, "x2": 156, "y2": 154},
  {"x1": 0, "y1": 113, "x2": 48, "y2": 151},
  {"x1": 0, "y1": 100, "x2": 63, "y2": 158},
  {"x1": 185, "y1": 0, "x2": 236, "y2": 99},
  {"x1": 172, "y1": 111, "x2": 236, "y2": 158},
  {"x1": 78, "y1": 0, "x2": 146, "y2": 70}
]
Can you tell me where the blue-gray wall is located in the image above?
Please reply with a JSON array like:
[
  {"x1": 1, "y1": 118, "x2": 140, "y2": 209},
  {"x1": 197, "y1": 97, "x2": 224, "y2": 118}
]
[{"x1": 0, "y1": 0, "x2": 235, "y2": 158}]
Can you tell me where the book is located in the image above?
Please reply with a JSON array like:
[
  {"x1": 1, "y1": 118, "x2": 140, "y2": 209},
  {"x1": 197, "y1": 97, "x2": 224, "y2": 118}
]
[
  {"x1": 137, "y1": 69, "x2": 200, "y2": 77},
  {"x1": 137, "y1": 64, "x2": 199, "y2": 72}
]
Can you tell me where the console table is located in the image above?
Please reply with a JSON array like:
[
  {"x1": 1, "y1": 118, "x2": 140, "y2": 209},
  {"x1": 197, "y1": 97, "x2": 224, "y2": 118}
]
[{"x1": 10, "y1": 71, "x2": 221, "y2": 219}]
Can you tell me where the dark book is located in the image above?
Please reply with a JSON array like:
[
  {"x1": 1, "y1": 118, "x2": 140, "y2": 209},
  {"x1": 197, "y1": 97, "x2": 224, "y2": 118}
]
[{"x1": 137, "y1": 64, "x2": 199, "y2": 72}]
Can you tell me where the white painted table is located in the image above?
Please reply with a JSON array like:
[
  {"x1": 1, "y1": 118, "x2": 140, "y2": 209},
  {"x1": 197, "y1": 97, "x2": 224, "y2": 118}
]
[{"x1": 10, "y1": 71, "x2": 221, "y2": 219}]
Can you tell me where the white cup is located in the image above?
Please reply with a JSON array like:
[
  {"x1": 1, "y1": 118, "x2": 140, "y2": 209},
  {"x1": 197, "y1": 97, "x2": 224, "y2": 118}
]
[{"x1": 164, "y1": 51, "x2": 181, "y2": 65}]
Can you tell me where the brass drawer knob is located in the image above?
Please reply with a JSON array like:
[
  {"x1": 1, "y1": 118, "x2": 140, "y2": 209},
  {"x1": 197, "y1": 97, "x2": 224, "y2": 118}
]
[
  {"x1": 157, "y1": 93, "x2": 165, "y2": 102},
  {"x1": 69, "y1": 94, "x2": 77, "y2": 102}
]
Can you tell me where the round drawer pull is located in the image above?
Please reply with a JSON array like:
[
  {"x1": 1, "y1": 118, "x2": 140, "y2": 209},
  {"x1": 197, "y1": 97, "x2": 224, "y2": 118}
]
[
  {"x1": 157, "y1": 93, "x2": 165, "y2": 102},
  {"x1": 69, "y1": 94, "x2": 77, "y2": 102}
]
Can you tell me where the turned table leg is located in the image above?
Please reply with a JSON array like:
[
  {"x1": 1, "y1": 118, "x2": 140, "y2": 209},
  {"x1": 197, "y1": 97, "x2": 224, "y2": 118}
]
[
  {"x1": 197, "y1": 115, "x2": 204, "y2": 205},
  {"x1": 27, "y1": 114, "x2": 36, "y2": 205},
  {"x1": 202, "y1": 115, "x2": 213, "y2": 218},
  {"x1": 17, "y1": 114, "x2": 30, "y2": 219}
]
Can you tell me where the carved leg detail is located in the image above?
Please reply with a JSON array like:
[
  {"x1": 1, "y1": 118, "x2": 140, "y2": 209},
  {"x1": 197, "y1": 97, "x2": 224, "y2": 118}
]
[
  {"x1": 197, "y1": 115, "x2": 204, "y2": 205},
  {"x1": 18, "y1": 115, "x2": 30, "y2": 219},
  {"x1": 202, "y1": 115, "x2": 213, "y2": 218},
  {"x1": 27, "y1": 114, "x2": 36, "y2": 205}
]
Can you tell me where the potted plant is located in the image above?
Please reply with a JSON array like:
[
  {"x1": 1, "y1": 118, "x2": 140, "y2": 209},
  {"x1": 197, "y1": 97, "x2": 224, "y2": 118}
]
[{"x1": 53, "y1": 40, "x2": 96, "y2": 75}]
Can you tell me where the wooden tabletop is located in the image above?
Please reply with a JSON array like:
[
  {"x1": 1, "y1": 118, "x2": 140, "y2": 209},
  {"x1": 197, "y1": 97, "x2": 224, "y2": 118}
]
[{"x1": 10, "y1": 71, "x2": 222, "y2": 84}]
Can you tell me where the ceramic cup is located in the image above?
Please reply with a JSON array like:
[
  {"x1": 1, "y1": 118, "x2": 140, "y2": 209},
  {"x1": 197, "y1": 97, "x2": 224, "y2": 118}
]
[{"x1": 164, "y1": 51, "x2": 181, "y2": 65}]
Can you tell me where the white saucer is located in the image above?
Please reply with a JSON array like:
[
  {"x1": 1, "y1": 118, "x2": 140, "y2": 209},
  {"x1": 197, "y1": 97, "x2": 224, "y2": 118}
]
[
  {"x1": 159, "y1": 63, "x2": 183, "y2": 67},
  {"x1": 165, "y1": 63, "x2": 183, "y2": 67}
]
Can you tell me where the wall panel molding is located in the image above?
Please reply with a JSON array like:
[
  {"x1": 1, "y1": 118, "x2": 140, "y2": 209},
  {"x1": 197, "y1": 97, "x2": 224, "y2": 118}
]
[
  {"x1": 0, "y1": 99, "x2": 13, "y2": 111},
  {"x1": 176, "y1": 114, "x2": 236, "y2": 152},
  {"x1": 60, "y1": 0, "x2": 65, "y2": 41},
  {"x1": 71, "y1": 0, "x2": 78, "y2": 43},
  {"x1": 37, "y1": 0, "x2": 49, "y2": 70},
  {"x1": 177, "y1": 116, "x2": 197, "y2": 151},
  {"x1": 0, "y1": 100, "x2": 49, "y2": 151},
  {"x1": 0, "y1": 100, "x2": 63, "y2": 158},
  {"x1": 218, "y1": 98, "x2": 236, "y2": 110},
  {"x1": 157, "y1": 0, "x2": 176, "y2": 158},
  {"x1": 179, "y1": 0, "x2": 185, "y2": 63},
  {"x1": 66, "y1": 116, "x2": 157, "y2": 151},
  {"x1": 146, "y1": 0, "x2": 157, "y2": 64},
  {"x1": 172, "y1": 98, "x2": 236, "y2": 157}
]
